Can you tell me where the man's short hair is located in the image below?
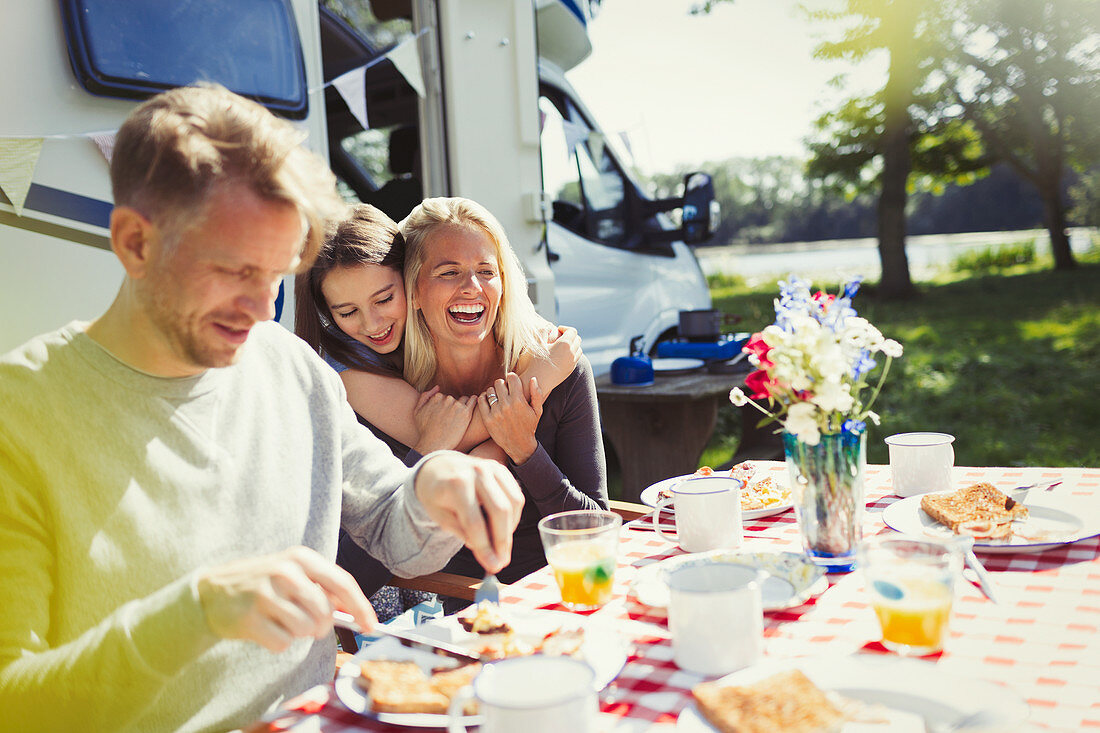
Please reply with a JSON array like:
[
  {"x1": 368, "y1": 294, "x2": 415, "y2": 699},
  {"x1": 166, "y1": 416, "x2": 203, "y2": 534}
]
[{"x1": 110, "y1": 83, "x2": 344, "y2": 268}]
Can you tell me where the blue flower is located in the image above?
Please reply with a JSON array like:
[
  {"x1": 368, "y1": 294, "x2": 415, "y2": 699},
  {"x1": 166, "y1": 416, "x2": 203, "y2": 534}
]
[
  {"x1": 852, "y1": 351, "x2": 877, "y2": 376},
  {"x1": 843, "y1": 277, "x2": 864, "y2": 300},
  {"x1": 842, "y1": 419, "x2": 866, "y2": 435}
]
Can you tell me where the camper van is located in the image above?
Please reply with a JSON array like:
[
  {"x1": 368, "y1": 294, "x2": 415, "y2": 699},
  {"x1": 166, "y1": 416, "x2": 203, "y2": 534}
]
[{"x1": 0, "y1": 0, "x2": 715, "y2": 374}]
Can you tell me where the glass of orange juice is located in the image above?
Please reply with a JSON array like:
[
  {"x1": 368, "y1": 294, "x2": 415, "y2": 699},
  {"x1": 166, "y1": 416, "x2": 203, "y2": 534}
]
[
  {"x1": 859, "y1": 535, "x2": 962, "y2": 655},
  {"x1": 538, "y1": 510, "x2": 622, "y2": 611}
]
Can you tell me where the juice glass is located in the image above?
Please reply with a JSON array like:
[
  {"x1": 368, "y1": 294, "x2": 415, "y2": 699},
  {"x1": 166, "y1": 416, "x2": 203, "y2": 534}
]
[
  {"x1": 538, "y1": 510, "x2": 622, "y2": 610},
  {"x1": 859, "y1": 534, "x2": 961, "y2": 655}
]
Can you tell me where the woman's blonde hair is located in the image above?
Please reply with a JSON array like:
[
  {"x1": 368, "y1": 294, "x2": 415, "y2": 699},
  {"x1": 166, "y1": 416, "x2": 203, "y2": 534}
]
[{"x1": 400, "y1": 197, "x2": 548, "y2": 390}]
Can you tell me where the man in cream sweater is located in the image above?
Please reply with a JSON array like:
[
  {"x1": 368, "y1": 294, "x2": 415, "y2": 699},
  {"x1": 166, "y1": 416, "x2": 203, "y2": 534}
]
[{"x1": 0, "y1": 84, "x2": 523, "y2": 732}]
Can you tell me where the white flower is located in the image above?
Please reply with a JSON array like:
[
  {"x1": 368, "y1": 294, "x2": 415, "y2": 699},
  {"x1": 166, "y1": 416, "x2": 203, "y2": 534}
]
[
  {"x1": 811, "y1": 381, "x2": 854, "y2": 413},
  {"x1": 785, "y1": 402, "x2": 821, "y2": 445},
  {"x1": 790, "y1": 373, "x2": 813, "y2": 392},
  {"x1": 866, "y1": 411, "x2": 881, "y2": 426},
  {"x1": 812, "y1": 346, "x2": 848, "y2": 382},
  {"x1": 880, "y1": 339, "x2": 903, "y2": 358},
  {"x1": 729, "y1": 387, "x2": 748, "y2": 407}
]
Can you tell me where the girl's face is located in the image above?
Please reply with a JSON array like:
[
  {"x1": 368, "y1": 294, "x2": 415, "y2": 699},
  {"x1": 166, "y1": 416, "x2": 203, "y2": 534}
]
[
  {"x1": 321, "y1": 263, "x2": 407, "y2": 354},
  {"x1": 414, "y1": 224, "x2": 502, "y2": 349}
]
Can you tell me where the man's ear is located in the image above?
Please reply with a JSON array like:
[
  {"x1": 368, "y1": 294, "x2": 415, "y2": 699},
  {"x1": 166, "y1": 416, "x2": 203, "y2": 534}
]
[{"x1": 109, "y1": 206, "x2": 158, "y2": 278}]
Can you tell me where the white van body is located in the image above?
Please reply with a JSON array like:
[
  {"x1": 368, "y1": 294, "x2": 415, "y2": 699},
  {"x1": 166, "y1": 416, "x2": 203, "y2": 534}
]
[{"x1": 0, "y1": 0, "x2": 711, "y2": 374}]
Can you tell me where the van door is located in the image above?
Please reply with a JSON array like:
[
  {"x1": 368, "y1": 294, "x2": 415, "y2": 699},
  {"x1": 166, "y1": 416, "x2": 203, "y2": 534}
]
[{"x1": 538, "y1": 85, "x2": 710, "y2": 374}]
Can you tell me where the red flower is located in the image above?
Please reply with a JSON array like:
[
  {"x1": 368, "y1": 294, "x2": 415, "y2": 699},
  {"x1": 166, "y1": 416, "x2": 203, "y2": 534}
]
[
  {"x1": 744, "y1": 368, "x2": 776, "y2": 399},
  {"x1": 744, "y1": 333, "x2": 774, "y2": 368},
  {"x1": 813, "y1": 291, "x2": 835, "y2": 305}
]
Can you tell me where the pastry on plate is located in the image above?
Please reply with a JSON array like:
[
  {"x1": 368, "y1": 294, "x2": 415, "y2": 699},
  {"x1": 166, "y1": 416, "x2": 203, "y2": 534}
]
[
  {"x1": 356, "y1": 660, "x2": 449, "y2": 714},
  {"x1": 692, "y1": 669, "x2": 845, "y2": 733},
  {"x1": 920, "y1": 482, "x2": 1028, "y2": 540},
  {"x1": 457, "y1": 601, "x2": 512, "y2": 634}
]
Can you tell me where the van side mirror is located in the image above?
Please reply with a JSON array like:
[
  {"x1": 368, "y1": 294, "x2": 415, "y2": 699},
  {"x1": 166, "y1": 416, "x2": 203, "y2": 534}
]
[
  {"x1": 680, "y1": 172, "x2": 718, "y2": 244},
  {"x1": 638, "y1": 171, "x2": 719, "y2": 246}
]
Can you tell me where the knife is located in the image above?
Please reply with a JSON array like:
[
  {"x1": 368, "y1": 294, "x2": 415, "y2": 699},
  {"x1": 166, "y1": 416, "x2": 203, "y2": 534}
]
[
  {"x1": 956, "y1": 539, "x2": 999, "y2": 604},
  {"x1": 332, "y1": 610, "x2": 483, "y2": 663}
]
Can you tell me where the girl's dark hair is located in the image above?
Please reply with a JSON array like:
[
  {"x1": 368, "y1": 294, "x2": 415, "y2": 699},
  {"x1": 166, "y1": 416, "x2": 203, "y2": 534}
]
[{"x1": 295, "y1": 203, "x2": 406, "y2": 375}]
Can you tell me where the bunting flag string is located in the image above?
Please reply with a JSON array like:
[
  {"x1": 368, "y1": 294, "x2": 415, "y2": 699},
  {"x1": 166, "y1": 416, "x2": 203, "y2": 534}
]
[
  {"x1": 588, "y1": 131, "x2": 606, "y2": 164},
  {"x1": 331, "y1": 66, "x2": 370, "y2": 130},
  {"x1": 387, "y1": 35, "x2": 426, "y2": 98},
  {"x1": 321, "y1": 27, "x2": 429, "y2": 132},
  {"x1": 0, "y1": 137, "x2": 44, "y2": 215},
  {"x1": 89, "y1": 132, "x2": 116, "y2": 163},
  {"x1": 618, "y1": 131, "x2": 633, "y2": 157},
  {"x1": 561, "y1": 118, "x2": 589, "y2": 155},
  {"x1": 0, "y1": 28, "x2": 428, "y2": 218}
]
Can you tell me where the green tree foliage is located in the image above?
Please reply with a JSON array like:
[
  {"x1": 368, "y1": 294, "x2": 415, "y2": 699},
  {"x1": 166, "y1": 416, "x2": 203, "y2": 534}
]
[
  {"x1": 933, "y1": 0, "x2": 1100, "y2": 270},
  {"x1": 1069, "y1": 166, "x2": 1100, "y2": 226},
  {"x1": 804, "y1": 0, "x2": 989, "y2": 298}
]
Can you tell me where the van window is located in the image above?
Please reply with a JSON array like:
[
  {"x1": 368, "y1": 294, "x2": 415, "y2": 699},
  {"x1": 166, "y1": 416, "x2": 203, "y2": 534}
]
[
  {"x1": 60, "y1": 0, "x2": 307, "y2": 118},
  {"x1": 320, "y1": 2, "x2": 422, "y2": 221},
  {"x1": 539, "y1": 92, "x2": 628, "y2": 248}
]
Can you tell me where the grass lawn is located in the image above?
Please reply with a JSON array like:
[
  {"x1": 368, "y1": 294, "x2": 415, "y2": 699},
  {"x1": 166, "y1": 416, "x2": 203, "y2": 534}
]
[{"x1": 697, "y1": 247, "x2": 1100, "y2": 470}]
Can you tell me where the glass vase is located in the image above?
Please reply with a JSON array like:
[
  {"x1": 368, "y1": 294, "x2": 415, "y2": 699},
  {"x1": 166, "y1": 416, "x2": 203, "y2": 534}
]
[{"x1": 783, "y1": 429, "x2": 867, "y2": 573}]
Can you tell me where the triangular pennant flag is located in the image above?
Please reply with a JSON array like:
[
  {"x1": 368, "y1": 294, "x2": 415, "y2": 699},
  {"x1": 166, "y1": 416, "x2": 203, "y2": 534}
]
[
  {"x1": 588, "y1": 131, "x2": 605, "y2": 164},
  {"x1": 618, "y1": 131, "x2": 633, "y2": 157},
  {"x1": 388, "y1": 39, "x2": 425, "y2": 98},
  {"x1": 332, "y1": 66, "x2": 369, "y2": 131},
  {"x1": 0, "y1": 137, "x2": 44, "y2": 216},
  {"x1": 89, "y1": 132, "x2": 116, "y2": 163},
  {"x1": 562, "y1": 119, "x2": 588, "y2": 155}
]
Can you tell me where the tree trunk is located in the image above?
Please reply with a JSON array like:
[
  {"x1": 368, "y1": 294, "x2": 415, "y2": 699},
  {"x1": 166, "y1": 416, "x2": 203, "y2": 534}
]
[
  {"x1": 877, "y1": 125, "x2": 914, "y2": 298},
  {"x1": 1039, "y1": 181, "x2": 1076, "y2": 269},
  {"x1": 875, "y1": 1, "x2": 918, "y2": 300}
]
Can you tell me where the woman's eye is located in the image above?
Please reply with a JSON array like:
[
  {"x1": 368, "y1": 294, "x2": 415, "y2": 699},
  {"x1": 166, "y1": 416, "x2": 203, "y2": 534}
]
[
  {"x1": 336, "y1": 309, "x2": 355, "y2": 319},
  {"x1": 377, "y1": 294, "x2": 394, "y2": 305},
  {"x1": 480, "y1": 269, "x2": 497, "y2": 278}
]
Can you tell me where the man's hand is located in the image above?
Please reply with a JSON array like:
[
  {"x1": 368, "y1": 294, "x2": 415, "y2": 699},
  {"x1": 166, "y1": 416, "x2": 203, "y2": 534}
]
[
  {"x1": 413, "y1": 453, "x2": 524, "y2": 574},
  {"x1": 196, "y1": 546, "x2": 376, "y2": 652}
]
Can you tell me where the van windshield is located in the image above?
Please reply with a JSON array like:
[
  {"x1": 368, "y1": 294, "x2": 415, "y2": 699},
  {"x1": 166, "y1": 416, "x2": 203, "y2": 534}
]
[{"x1": 61, "y1": 0, "x2": 307, "y2": 118}]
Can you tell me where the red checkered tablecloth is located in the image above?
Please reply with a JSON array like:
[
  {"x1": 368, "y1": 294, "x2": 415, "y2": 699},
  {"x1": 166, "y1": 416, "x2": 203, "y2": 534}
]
[{"x1": 253, "y1": 464, "x2": 1100, "y2": 732}]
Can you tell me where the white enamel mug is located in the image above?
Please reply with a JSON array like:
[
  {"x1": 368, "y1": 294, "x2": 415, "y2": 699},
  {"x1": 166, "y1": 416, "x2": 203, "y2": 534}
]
[
  {"x1": 447, "y1": 655, "x2": 597, "y2": 733},
  {"x1": 654, "y1": 476, "x2": 743, "y2": 552},
  {"x1": 885, "y1": 432, "x2": 956, "y2": 497},
  {"x1": 667, "y1": 561, "x2": 766, "y2": 676}
]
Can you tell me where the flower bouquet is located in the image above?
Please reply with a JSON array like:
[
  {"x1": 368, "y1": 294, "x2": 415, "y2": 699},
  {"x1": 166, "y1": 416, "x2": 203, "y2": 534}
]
[{"x1": 730, "y1": 276, "x2": 902, "y2": 571}]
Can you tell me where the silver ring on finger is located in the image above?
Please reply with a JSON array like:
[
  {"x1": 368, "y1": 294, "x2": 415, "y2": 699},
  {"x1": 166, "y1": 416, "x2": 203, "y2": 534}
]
[{"x1": 486, "y1": 391, "x2": 498, "y2": 407}]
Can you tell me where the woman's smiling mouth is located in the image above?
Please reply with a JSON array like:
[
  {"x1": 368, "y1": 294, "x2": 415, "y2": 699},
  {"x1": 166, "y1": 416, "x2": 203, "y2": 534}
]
[{"x1": 448, "y1": 303, "x2": 485, "y2": 324}]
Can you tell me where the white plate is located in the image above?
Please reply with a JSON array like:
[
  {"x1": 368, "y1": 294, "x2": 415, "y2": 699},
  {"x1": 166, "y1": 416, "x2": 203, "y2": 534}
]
[
  {"x1": 640, "y1": 474, "x2": 794, "y2": 520},
  {"x1": 630, "y1": 550, "x2": 827, "y2": 611},
  {"x1": 652, "y1": 357, "x2": 706, "y2": 374},
  {"x1": 882, "y1": 491, "x2": 1100, "y2": 554},
  {"x1": 677, "y1": 655, "x2": 1029, "y2": 732},
  {"x1": 335, "y1": 609, "x2": 628, "y2": 728}
]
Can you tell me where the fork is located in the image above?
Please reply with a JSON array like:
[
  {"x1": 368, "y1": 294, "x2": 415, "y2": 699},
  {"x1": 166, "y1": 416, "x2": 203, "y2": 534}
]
[
  {"x1": 1010, "y1": 480, "x2": 1062, "y2": 503},
  {"x1": 1012, "y1": 480, "x2": 1062, "y2": 493},
  {"x1": 475, "y1": 572, "x2": 501, "y2": 604}
]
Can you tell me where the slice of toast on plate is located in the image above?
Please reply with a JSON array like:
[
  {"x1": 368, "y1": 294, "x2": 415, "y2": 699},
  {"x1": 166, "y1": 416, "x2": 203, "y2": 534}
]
[
  {"x1": 920, "y1": 482, "x2": 1028, "y2": 539},
  {"x1": 692, "y1": 669, "x2": 845, "y2": 733},
  {"x1": 430, "y1": 662, "x2": 482, "y2": 715},
  {"x1": 356, "y1": 660, "x2": 449, "y2": 714}
]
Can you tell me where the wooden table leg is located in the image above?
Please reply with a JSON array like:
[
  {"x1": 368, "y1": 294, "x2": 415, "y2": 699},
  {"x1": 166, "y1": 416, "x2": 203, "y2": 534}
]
[{"x1": 599, "y1": 397, "x2": 719, "y2": 502}]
